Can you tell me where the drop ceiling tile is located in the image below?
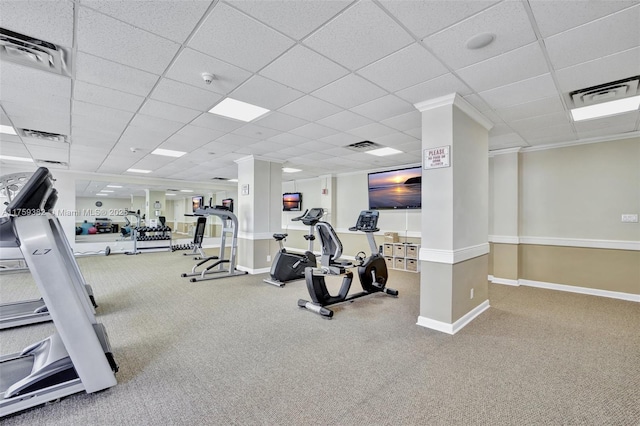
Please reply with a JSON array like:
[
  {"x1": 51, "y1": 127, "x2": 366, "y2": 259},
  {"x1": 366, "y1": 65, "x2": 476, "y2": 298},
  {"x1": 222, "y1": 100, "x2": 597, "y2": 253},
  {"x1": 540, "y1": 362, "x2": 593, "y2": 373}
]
[
  {"x1": 0, "y1": 61, "x2": 71, "y2": 100},
  {"x1": 555, "y1": 47, "x2": 640, "y2": 93},
  {"x1": 312, "y1": 74, "x2": 387, "y2": 109},
  {"x1": 253, "y1": 112, "x2": 309, "y2": 133},
  {"x1": 422, "y1": 1, "x2": 537, "y2": 70},
  {"x1": 379, "y1": 0, "x2": 498, "y2": 39},
  {"x1": 77, "y1": 7, "x2": 181, "y2": 74},
  {"x1": 573, "y1": 110, "x2": 639, "y2": 133},
  {"x1": 74, "y1": 81, "x2": 145, "y2": 113},
  {"x1": 0, "y1": 141, "x2": 30, "y2": 156},
  {"x1": 227, "y1": 0, "x2": 351, "y2": 40},
  {"x1": 371, "y1": 132, "x2": 419, "y2": 147},
  {"x1": 230, "y1": 75, "x2": 304, "y2": 110},
  {"x1": 317, "y1": 110, "x2": 374, "y2": 132},
  {"x1": 529, "y1": 0, "x2": 638, "y2": 38},
  {"x1": 259, "y1": 45, "x2": 349, "y2": 93},
  {"x1": 545, "y1": 5, "x2": 640, "y2": 70},
  {"x1": 396, "y1": 73, "x2": 473, "y2": 104},
  {"x1": 129, "y1": 114, "x2": 184, "y2": 136},
  {"x1": 0, "y1": 0, "x2": 74, "y2": 47},
  {"x1": 347, "y1": 122, "x2": 397, "y2": 139},
  {"x1": 509, "y1": 111, "x2": 571, "y2": 133},
  {"x1": 139, "y1": 99, "x2": 201, "y2": 124},
  {"x1": 350, "y1": 95, "x2": 415, "y2": 122},
  {"x1": 495, "y1": 96, "x2": 565, "y2": 122},
  {"x1": 457, "y1": 42, "x2": 549, "y2": 92},
  {"x1": 2, "y1": 100, "x2": 69, "y2": 124},
  {"x1": 160, "y1": 129, "x2": 222, "y2": 152},
  {"x1": 189, "y1": 2, "x2": 294, "y2": 72},
  {"x1": 71, "y1": 127, "x2": 119, "y2": 147},
  {"x1": 80, "y1": 0, "x2": 211, "y2": 43},
  {"x1": 151, "y1": 78, "x2": 222, "y2": 111},
  {"x1": 277, "y1": 96, "x2": 342, "y2": 121},
  {"x1": 404, "y1": 127, "x2": 422, "y2": 139},
  {"x1": 380, "y1": 111, "x2": 422, "y2": 131},
  {"x1": 130, "y1": 155, "x2": 176, "y2": 170},
  {"x1": 518, "y1": 123, "x2": 576, "y2": 143},
  {"x1": 266, "y1": 132, "x2": 311, "y2": 146},
  {"x1": 357, "y1": 43, "x2": 449, "y2": 93},
  {"x1": 191, "y1": 113, "x2": 244, "y2": 134},
  {"x1": 215, "y1": 133, "x2": 260, "y2": 148},
  {"x1": 318, "y1": 132, "x2": 363, "y2": 147},
  {"x1": 576, "y1": 122, "x2": 638, "y2": 140},
  {"x1": 75, "y1": 53, "x2": 159, "y2": 96},
  {"x1": 479, "y1": 74, "x2": 558, "y2": 110},
  {"x1": 289, "y1": 123, "x2": 339, "y2": 140},
  {"x1": 73, "y1": 100, "x2": 134, "y2": 123},
  {"x1": 303, "y1": 1, "x2": 414, "y2": 71},
  {"x1": 118, "y1": 126, "x2": 171, "y2": 150},
  {"x1": 165, "y1": 48, "x2": 251, "y2": 96},
  {"x1": 72, "y1": 114, "x2": 127, "y2": 138},
  {"x1": 232, "y1": 124, "x2": 281, "y2": 141},
  {"x1": 489, "y1": 132, "x2": 528, "y2": 150}
]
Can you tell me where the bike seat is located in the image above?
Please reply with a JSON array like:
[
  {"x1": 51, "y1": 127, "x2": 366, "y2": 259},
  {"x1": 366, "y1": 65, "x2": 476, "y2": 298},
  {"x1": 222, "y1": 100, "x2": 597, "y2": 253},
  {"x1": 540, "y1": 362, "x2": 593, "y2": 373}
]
[{"x1": 273, "y1": 233, "x2": 288, "y2": 241}]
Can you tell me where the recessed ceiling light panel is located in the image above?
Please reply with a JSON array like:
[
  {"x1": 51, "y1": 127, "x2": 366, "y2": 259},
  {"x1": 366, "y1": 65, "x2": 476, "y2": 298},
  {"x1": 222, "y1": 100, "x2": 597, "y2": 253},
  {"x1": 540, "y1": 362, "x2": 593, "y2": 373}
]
[
  {"x1": 0, "y1": 125, "x2": 17, "y2": 135},
  {"x1": 366, "y1": 147, "x2": 403, "y2": 157},
  {"x1": 571, "y1": 95, "x2": 640, "y2": 121},
  {"x1": 282, "y1": 168, "x2": 302, "y2": 173},
  {"x1": 0, "y1": 155, "x2": 33, "y2": 162},
  {"x1": 208, "y1": 98, "x2": 270, "y2": 122},
  {"x1": 126, "y1": 168, "x2": 152, "y2": 174},
  {"x1": 151, "y1": 148, "x2": 186, "y2": 157}
]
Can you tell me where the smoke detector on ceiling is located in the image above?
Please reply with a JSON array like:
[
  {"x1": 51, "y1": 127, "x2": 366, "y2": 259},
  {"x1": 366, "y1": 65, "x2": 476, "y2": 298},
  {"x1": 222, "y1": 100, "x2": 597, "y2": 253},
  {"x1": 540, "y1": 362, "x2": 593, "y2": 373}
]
[{"x1": 0, "y1": 27, "x2": 71, "y2": 77}]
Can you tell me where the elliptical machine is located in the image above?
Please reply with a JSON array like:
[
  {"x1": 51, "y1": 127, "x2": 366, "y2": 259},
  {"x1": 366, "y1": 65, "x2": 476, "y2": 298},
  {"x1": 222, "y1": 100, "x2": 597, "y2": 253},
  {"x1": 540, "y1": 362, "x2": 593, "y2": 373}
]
[
  {"x1": 298, "y1": 210, "x2": 398, "y2": 318},
  {"x1": 263, "y1": 208, "x2": 324, "y2": 287}
]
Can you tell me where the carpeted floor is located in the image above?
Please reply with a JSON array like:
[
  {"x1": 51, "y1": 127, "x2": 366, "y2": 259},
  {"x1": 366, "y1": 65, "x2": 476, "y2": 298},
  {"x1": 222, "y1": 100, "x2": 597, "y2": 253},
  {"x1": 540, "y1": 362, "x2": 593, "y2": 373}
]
[{"x1": 1, "y1": 251, "x2": 638, "y2": 425}]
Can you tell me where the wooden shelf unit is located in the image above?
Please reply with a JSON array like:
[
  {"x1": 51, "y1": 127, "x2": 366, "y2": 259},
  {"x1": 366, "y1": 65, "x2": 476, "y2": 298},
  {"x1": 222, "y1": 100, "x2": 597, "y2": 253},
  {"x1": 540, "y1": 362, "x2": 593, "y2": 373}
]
[{"x1": 383, "y1": 242, "x2": 419, "y2": 273}]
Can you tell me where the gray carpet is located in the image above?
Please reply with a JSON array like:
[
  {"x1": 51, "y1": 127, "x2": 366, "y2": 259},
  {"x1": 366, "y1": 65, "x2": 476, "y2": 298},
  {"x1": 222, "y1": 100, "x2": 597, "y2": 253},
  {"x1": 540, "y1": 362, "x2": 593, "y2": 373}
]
[{"x1": 1, "y1": 251, "x2": 638, "y2": 425}]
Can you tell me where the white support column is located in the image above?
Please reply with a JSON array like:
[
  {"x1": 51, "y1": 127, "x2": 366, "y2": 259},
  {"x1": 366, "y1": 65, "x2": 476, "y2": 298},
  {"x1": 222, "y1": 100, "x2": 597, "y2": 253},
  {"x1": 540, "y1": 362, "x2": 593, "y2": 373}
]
[
  {"x1": 235, "y1": 155, "x2": 283, "y2": 274},
  {"x1": 414, "y1": 93, "x2": 493, "y2": 334}
]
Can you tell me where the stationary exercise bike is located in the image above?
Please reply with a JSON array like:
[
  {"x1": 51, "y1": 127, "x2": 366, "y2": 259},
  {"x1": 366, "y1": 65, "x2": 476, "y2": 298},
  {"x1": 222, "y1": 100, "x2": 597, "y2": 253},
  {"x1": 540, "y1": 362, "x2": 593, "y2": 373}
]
[
  {"x1": 298, "y1": 210, "x2": 398, "y2": 318},
  {"x1": 263, "y1": 208, "x2": 324, "y2": 287}
]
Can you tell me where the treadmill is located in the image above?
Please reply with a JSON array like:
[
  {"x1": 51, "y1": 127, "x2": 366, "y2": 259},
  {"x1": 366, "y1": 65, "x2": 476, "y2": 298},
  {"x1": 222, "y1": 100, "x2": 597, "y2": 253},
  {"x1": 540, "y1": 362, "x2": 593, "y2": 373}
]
[
  {"x1": 0, "y1": 167, "x2": 118, "y2": 418},
  {"x1": 0, "y1": 177, "x2": 97, "y2": 330}
]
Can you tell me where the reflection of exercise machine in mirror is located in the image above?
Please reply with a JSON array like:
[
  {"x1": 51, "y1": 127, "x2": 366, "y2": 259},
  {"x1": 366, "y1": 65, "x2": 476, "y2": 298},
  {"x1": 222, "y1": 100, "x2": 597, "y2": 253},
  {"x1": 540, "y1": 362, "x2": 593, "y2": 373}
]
[
  {"x1": 180, "y1": 199, "x2": 247, "y2": 282},
  {"x1": 119, "y1": 210, "x2": 141, "y2": 240},
  {"x1": 0, "y1": 172, "x2": 32, "y2": 273}
]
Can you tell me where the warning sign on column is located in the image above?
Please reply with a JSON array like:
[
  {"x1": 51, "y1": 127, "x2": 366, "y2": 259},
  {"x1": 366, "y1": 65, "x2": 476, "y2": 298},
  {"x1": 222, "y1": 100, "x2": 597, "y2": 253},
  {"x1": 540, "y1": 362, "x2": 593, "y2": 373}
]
[{"x1": 423, "y1": 145, "x2": 450, "y2": 170}]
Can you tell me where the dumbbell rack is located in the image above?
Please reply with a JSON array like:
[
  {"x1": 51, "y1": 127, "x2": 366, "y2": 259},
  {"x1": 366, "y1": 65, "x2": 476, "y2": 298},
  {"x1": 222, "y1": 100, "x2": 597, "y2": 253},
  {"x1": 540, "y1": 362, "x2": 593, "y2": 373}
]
[{"x1": 132, "y1": 226, "x2": 172, "y2": 253}]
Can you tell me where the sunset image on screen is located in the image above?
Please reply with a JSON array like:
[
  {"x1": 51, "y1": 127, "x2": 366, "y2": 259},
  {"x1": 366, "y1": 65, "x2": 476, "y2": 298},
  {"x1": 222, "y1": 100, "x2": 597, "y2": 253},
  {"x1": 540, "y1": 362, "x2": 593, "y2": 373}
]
[{"x1": 368, "y1": 167, "x2": 421, "y2": 209}]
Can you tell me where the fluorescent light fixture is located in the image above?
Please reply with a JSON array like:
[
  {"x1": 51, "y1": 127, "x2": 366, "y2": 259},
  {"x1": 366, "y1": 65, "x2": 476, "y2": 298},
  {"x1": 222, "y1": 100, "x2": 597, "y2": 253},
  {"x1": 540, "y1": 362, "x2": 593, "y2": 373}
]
[
  {"x1": 208, "y1": 98, "x2": 270, "y2": 122},
  {"x1": 282, "y1": 168, "x2": 301, "y2": 173},
  {"x1": 180, "y1": 189, "x2": 194, "y2": 193},
  {"x1": 151, "y1": 148, "x2": 186, "y2": 157},
  {"x1": 571, "y1": 95, "x2": 640, "y2": 121},
  {"x1": 101, "y1": 190, "x2": 114, "y2": 193},
  {"x1": 0, "y1": 125, "x2": 17, "y2": 135},
  {"x1": 0, "y1": 155, "x2": 33, "y2": 162},
  {"x1": 366, "y1": 147, "x2": 402, "y2": 157},
  {"x1": 228, "y1": 178, "x2": 238, "y2": 182},
  {"x1": 126, "y1": 168, "x2": 152, "y2": 174},
  {"x1": 96, "y1": 193, "x2": 108, "y2": 196},
  {"x1": 165, "y1": 193, "x2": 176, "y2": 196},
  {"x1": 106, "y1": 185, "x2": 122, "y2": 188}
]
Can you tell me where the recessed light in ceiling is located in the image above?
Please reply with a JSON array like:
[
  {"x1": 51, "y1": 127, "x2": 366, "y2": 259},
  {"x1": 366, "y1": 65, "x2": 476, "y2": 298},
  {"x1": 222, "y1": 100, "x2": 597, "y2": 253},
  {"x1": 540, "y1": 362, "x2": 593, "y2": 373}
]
[
  {"x1": 571, "y1": 95, "x2": 640, "y2": 121},
  {"x1": 0, "y1": 155, "x2": 33, "y2": 162},
  {"x1": 228, "y1": 179, "x2": 238, "y2": 182},
  {"x1": 96, "y1": 193, "x2": 108, "y2": 196},
  {"x1": 165, "y1": 193, "x2": 176, "y2": 196},
  {"x1": 151, "y1": 148, "x2": 186, "y2": 157},
  {"x1": 208, "y1": 98, "x2": 270, "y2": 122},
  {"x1": 366, "y1": 147, "x2": 403, "y2": 157},
  {"x1": 126, "y1": 168, "x2": 152, "y2": 174},
  {"x1": 465, "y1": 33, "x2": 495, "y2": 50},
  {"x1": 180, "y1": 189, "x2": 194, "y2": 193},
  {"x1": 101, "y1": 190, "x2": 114, "y2": 193},
  {"x1": 0, "y1": 125, "x2": 17, "y2": 135},
  {"x1": 282, "y1": 168, "x2": 301, "y2": 173},
  {"x1": 106, "y1": 185, "x2": 122, "y2": 188}
]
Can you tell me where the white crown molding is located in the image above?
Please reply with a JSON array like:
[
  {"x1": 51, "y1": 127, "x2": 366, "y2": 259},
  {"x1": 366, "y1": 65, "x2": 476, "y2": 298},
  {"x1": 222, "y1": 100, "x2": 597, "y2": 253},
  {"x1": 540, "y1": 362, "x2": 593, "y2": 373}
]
[
  {"x1": 519, "y1": 236, "x2": 639, "y2": 251},
  {"x1": 416, "y1": 300, "x2": 490, "y2": 335},
  {"x1": 489, "y1": 235, "x2": 520, "y2": 244},
  {"x1": 236, "y1": 265, "x2": 270, "y2": 275},
  {"x1": 414, "y1": 93, "x2": 493, "y2": 131},
  {"x1": 419, "y1": 242, "x2": 489, "y2": 264},
  {"x1": 519, "y1": 131, "x2": 640, "y2": 153},
  {"x1": 488, "y1": 147, "x2": 522, "y2": 157}
]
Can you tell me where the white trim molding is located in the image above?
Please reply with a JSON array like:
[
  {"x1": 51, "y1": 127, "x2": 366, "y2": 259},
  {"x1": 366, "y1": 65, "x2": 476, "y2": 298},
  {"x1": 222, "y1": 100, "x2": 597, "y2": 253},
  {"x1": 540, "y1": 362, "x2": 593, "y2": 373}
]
[
  {"x1": 417, "y1": 300, "x2": 490, "y2": 335},
  {"x1": 420, "y1": 243, "x2": 489, "y2": 264},
  {"x1": 236, "y1": 265, "x2": 270, "y2": 275},
  {"x1": 519, "y1": 236, "x2": 639, "y2": 251},
  {"x1": 414, "y1": 93, "x2": 493, "y2": 130},
  {"x1": 489, "y1": 235, "x2": 520, "y2": 244},
  {"x1": 489, "y1": 276, "x2": 640, "y2": 302}
]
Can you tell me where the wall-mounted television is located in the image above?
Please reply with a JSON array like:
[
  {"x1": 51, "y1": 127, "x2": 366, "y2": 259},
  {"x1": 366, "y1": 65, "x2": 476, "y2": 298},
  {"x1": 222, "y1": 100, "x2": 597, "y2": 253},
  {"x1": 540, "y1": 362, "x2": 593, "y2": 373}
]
[
  {"x1": 368, "y1": 166, "x2": 421, "y2": 210},
  {"x1": 283, "y1": 192, "x2": 302, "y2": 211},
  {"x1": 222, "y1": 198, "x2": 234, "y2": 213},
  {"x1": 192, "y1": 195, "x2": 204, "y2": 212}
]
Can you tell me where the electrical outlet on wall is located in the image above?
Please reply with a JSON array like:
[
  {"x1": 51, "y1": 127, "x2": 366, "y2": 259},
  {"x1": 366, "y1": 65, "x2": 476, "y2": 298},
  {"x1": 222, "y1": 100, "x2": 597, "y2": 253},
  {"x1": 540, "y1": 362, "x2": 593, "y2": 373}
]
[
  {"x1": 621, "y1": 214, "x2": 638, "y2": 223},
  {"x1": 267, "y1": 255, "x2": 271, "y2": 262}
]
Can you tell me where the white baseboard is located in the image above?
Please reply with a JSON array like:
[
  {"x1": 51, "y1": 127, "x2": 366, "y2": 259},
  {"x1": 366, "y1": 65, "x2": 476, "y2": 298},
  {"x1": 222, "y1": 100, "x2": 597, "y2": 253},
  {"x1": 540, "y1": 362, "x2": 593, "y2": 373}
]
[
  {"x1": 489, "y1": 275, "x2": 639, "y2": 302},
  {"x1": 416, "y1": 300, "x2": 490, "y2": 335},
  {"x1": 237, "y1": 265, "x2": 270, "y2": 275}
]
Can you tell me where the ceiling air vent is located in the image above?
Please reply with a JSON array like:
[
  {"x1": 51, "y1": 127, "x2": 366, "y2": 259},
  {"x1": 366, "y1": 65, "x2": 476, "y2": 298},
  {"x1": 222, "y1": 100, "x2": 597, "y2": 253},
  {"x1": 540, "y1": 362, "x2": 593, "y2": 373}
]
[
  {"x1": 0, "y1": 28, "x2": 71, "y2": 77},
  {"x1": 345, "y1": 140, "x2": 383, "y2": 152},
  {"x1": 35, "y1": 159, "x2": 69, "y2": 169},
  {"x1": 19, "y1": 128, "x2": 68, "y2": 143},
  {"x1": 567, "y1": 75, "x2": 640, "y2": 108}
]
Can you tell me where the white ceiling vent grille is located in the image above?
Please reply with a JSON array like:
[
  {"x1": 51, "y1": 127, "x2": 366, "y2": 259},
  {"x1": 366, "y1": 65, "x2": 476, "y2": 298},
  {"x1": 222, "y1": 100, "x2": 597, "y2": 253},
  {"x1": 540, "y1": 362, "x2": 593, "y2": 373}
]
[
  {"x1": 0, "y1": 28, "x2": 71, "y2": 77},
  {"x1": 18, "y1": 128, "x2": 68, "y2": 143},
  {"x1": 35, "y1": 159, "x2": 69, "y2": 169},
  {"x1": 345, "y1": 140, "x2": 383, "y2": 152},
  {"x1": 568, "y1": 76, "x2": 640, "y2": 108}
]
